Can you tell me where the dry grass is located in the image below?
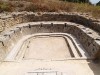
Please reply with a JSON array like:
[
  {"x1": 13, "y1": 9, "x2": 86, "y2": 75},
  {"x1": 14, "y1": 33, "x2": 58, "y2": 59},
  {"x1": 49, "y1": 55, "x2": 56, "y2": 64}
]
[
  {"x1": 75, "y1": 3, "x2": 100, "y2": 18},
  {"x1": 0, "y1": 0, "x2": 100, "y2": 18},
  {"x1": 0, "y1": 1, "x2": 12, "y2": 12},
  {"x1": 25, "y1": 0, "x2": 75, "y2": 12},
  {"x1": 25, "y1": 0, "x2": 100, "y2": 18}
]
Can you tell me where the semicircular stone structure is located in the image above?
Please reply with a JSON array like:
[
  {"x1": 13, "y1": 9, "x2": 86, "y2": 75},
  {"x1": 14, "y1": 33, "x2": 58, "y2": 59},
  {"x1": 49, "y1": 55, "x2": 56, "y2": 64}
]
[{"x1": 0, "y1": 12, "x2": 100, "y2": 75}]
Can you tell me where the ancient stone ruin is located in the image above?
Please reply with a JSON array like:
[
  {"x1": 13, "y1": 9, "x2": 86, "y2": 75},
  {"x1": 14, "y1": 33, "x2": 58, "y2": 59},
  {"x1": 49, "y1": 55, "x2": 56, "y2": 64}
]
[{"x1": 0, "y1": 12, "x2": 100, "y2": 75}]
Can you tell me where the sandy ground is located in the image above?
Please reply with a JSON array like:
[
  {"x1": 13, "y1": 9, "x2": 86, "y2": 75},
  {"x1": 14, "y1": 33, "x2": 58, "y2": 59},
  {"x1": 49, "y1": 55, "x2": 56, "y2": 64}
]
[
  {"x1": 24, "y1": 37, "x2": 71, "y2": 60},
  {"x1": 0, "y1": 60, "x2": 100, "y2": 75}
]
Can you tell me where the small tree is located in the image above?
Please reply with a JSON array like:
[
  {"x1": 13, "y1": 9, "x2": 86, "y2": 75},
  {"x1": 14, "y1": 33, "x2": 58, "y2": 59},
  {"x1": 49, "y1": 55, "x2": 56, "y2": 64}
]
[
  {"x1": 61, "y1": 0, "x2": 90, "y2": 3},
  {"x1": 96, "y1": 1, "x2": 100, "y2": 6}
]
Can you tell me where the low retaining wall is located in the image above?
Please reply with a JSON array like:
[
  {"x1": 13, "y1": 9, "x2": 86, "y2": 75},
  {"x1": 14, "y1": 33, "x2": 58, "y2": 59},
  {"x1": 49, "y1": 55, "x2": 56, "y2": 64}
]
[{"x1": 0, "y1": 12, "x2": 100, "y2": 33}]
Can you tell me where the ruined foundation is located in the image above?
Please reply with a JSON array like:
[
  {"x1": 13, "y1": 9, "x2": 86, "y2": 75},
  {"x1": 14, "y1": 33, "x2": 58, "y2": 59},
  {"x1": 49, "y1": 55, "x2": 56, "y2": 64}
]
[
  {"x1": 0, "y1": 12, "x2": 100, "y2": 75},
  {"x1": 0, "y1": 12, "x2": 100, "y2": 61}
]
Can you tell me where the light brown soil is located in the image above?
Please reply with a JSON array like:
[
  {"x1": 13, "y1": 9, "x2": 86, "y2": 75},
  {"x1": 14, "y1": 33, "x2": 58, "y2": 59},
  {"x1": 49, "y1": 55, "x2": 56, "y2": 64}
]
[{"x1": 24, "y1": 37, "x2": 71, "y2": 60}]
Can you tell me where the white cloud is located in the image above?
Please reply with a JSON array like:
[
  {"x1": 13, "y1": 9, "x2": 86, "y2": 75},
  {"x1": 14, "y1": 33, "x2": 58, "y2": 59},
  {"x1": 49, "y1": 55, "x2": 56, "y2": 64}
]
[{"x1": 90, "y1": 0, "x2": 100, "y2": 4}]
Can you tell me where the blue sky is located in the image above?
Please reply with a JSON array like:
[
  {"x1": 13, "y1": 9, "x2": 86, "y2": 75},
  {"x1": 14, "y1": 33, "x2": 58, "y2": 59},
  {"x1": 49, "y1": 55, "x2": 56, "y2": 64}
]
[{"x1": 90, "y1": 0, "x2": 100, "y2": 4}]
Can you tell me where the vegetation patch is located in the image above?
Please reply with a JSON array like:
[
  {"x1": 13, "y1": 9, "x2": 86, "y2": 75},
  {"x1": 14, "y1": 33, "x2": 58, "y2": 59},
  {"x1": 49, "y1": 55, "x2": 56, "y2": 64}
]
[
  {"x1": 0, "y1": 0, "x2": 100, "y2": 18},
  {"x1": 0, "y1": 1, "x2": 12, "y2": 12}
]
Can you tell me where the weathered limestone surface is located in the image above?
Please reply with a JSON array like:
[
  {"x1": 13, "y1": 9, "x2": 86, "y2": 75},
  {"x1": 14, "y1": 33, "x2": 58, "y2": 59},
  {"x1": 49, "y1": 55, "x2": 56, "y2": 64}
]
[
  {"x1": 0, "y1": 12, "x2": 100, "y2": 61},
  {"x1": 0, "y1": 12, "x2": 100, "y2": 33}
]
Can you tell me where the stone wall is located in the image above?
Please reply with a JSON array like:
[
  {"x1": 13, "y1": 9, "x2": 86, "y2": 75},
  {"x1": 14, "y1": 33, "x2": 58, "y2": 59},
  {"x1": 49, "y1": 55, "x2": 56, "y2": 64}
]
[
  {"x1": 0, "y1": 12, "x2": 100, "y2": 33},
  {"x1": 0, "y1": 12, "x2": 100, "y2": 61}
]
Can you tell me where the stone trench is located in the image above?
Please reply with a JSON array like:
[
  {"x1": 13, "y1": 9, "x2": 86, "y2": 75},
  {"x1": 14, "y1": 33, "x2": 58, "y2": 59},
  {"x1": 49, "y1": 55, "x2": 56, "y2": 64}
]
[{"x1": 0, "y1": 12, "x2": 100, "y2": 75}]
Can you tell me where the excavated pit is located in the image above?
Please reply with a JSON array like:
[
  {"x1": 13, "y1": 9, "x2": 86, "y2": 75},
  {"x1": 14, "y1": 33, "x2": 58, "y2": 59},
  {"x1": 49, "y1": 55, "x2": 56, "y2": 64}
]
[
  {"x1": 15, "y1": 34, "x2": 88, "y2": 61},
  {"x1": 4, "y1": 22, "x2": 91, "y2": 61}
]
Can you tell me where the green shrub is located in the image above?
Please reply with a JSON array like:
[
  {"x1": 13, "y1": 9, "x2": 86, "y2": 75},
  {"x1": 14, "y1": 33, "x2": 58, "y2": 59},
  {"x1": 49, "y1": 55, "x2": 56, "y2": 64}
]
[{"x1": 0, "y1": 1, "x2": 12, "y2": 12}]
